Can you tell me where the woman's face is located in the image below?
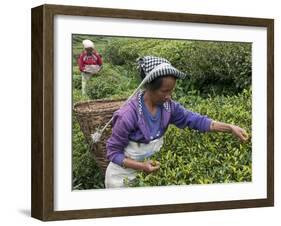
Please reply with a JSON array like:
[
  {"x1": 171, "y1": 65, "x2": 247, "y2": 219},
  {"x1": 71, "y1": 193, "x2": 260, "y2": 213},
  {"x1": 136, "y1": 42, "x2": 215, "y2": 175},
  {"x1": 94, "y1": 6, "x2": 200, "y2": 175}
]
[
  {"x1": 152, "y1": 76, "x2": 176, "y2": 105},
  {"x1": 85, "y1": 47, "x2": 93, "y2": 54}
]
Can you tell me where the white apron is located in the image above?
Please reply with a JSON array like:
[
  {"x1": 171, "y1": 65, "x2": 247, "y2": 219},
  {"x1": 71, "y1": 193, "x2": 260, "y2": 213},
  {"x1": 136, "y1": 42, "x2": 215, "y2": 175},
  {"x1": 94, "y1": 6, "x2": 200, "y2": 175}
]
[{"x1": 105, "y1": 136, "x2": 164, "y2": 188}]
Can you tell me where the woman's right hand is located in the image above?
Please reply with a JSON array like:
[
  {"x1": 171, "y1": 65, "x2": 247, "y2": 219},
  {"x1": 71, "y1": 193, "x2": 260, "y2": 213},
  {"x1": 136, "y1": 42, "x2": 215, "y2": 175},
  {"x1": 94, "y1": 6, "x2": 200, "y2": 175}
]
[
  {"x1": 122, "y1": 158, "x2": 160, "y2": 173},
  {"x1": 142, "y1": 160, "x2": 160, "y2": 173}
]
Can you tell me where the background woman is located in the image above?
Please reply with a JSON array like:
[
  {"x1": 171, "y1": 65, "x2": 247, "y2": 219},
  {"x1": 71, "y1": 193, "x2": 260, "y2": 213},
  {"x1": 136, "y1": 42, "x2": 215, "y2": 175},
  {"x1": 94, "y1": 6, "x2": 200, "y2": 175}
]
[{"x1": 78, "y1": 39, "x2": 103, "y2": 96}]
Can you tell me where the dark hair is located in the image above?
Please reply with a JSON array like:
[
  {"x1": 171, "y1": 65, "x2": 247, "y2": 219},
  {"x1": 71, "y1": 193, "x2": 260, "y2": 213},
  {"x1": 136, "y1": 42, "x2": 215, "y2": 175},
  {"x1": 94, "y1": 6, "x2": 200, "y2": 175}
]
[{"x1": 139, "y1": 67, "x2": 176, "y2": 91}]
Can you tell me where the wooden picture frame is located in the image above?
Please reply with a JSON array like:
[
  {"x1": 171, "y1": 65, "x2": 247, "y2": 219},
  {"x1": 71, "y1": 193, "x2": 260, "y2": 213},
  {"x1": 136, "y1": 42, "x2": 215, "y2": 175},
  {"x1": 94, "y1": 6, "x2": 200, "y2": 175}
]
[{"x1": 31, "y1": 4, "x2": 274, "y2": 221}]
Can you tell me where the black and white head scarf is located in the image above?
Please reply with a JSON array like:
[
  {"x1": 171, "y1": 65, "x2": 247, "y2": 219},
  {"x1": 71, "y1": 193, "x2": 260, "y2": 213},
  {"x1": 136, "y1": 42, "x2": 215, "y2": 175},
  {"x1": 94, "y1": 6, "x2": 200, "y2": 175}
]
[{"x1": 137, "y1": 56, "x2": 186, "y2": 83}]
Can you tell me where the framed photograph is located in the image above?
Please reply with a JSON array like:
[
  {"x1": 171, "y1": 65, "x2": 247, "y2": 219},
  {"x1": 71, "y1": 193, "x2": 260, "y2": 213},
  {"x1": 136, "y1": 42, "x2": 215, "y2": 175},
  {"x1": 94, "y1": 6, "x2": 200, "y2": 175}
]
[{"x1": 31, "y1": 4, "x2": 274, "y2": 221}]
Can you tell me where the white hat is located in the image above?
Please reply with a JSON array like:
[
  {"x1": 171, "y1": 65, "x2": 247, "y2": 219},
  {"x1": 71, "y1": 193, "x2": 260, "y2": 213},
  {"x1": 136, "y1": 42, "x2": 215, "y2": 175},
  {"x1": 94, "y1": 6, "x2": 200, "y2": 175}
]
[{"x1": 82, "y1": 39, "x2": 94, "y2": 49}]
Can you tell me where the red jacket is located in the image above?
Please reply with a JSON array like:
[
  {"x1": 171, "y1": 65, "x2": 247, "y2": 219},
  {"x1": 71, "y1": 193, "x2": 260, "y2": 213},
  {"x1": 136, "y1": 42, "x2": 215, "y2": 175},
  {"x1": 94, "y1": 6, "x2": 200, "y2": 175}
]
[{"x1": 78, "y1": 50, "x2": 103, "y2": 72}]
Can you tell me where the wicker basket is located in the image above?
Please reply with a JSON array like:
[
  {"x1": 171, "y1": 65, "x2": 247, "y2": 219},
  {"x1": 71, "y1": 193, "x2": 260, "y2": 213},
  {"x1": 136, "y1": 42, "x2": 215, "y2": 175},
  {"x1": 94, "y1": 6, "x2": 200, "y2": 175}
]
[{"x1": 73, "y1": 98, "x2": 125, "y2": 175}]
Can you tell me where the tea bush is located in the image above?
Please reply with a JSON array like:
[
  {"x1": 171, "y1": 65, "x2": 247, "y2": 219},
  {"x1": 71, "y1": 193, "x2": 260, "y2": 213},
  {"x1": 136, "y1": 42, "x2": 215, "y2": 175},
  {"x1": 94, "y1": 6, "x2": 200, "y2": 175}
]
[
  {"x1": 104, "y1": 38, "x2": 251, "y2": 96},
  {"x1": 86, "y1": 63, "x2": 139, "y2": 99},
  {"x1": 130, "y1": 89, "x2": 252, "y2": 187},
  {"x1": 73, "y1": 74, "x2": 82, "y2": 90},
  {"x1": 179, "y1": 41, "x2": 252, "y2": 96}
]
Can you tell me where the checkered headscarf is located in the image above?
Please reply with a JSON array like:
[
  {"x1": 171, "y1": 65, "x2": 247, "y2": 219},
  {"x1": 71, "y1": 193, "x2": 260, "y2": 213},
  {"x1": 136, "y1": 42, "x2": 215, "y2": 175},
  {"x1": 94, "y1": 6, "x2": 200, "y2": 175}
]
[{"x1": 137, "y1": 56, "x2": 186, "y2": 83}]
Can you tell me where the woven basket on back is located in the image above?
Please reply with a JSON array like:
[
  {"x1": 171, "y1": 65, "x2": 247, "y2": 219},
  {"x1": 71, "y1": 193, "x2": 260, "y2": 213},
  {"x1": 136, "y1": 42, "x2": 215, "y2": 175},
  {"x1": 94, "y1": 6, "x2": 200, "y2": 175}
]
[{"x1": 73, "y1": 98, "x2": 125, "y2": 175}]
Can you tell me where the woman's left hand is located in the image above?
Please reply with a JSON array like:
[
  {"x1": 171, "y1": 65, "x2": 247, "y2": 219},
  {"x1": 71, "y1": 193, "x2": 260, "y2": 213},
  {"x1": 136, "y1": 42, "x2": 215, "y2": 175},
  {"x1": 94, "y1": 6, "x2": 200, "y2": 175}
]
[{"x1": 230, "y1": 125, "x2": 249, "y2": 142}]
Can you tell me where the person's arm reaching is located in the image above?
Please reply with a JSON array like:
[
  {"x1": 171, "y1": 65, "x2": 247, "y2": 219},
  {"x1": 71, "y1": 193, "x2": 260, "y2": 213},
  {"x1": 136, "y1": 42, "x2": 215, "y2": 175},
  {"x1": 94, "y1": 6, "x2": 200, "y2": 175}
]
[
  {"x1": 209, "y1": 120, "x2": 249, "y2": 142},
  {"x1": 170, "y1": 100, "x2": 212, "y2": 132}
]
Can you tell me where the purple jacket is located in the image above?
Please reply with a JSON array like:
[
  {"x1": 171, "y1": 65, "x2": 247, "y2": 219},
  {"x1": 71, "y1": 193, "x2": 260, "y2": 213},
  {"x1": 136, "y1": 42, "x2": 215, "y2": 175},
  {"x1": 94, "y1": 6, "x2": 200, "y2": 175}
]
[{"x1": 106, "y1": 90, "x2": 212, "y2": 166}]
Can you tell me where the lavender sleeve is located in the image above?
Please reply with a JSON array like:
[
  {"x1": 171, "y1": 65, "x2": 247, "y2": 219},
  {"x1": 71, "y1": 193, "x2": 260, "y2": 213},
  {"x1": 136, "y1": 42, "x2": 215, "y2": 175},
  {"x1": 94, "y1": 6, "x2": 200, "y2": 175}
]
[
  {"x1": 169, "y1": 100, "x2": 212, "y2": 132},
  {"x1": 106, "y1": 112, "x2": 134, "y2": 166}
]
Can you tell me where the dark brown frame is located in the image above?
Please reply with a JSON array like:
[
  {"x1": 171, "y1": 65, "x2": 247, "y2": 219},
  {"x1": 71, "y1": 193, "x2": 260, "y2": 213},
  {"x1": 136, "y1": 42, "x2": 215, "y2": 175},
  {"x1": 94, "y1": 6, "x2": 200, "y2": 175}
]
[{"x1": 31, "y1": 4, "x2": 274, "y2": 221}]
